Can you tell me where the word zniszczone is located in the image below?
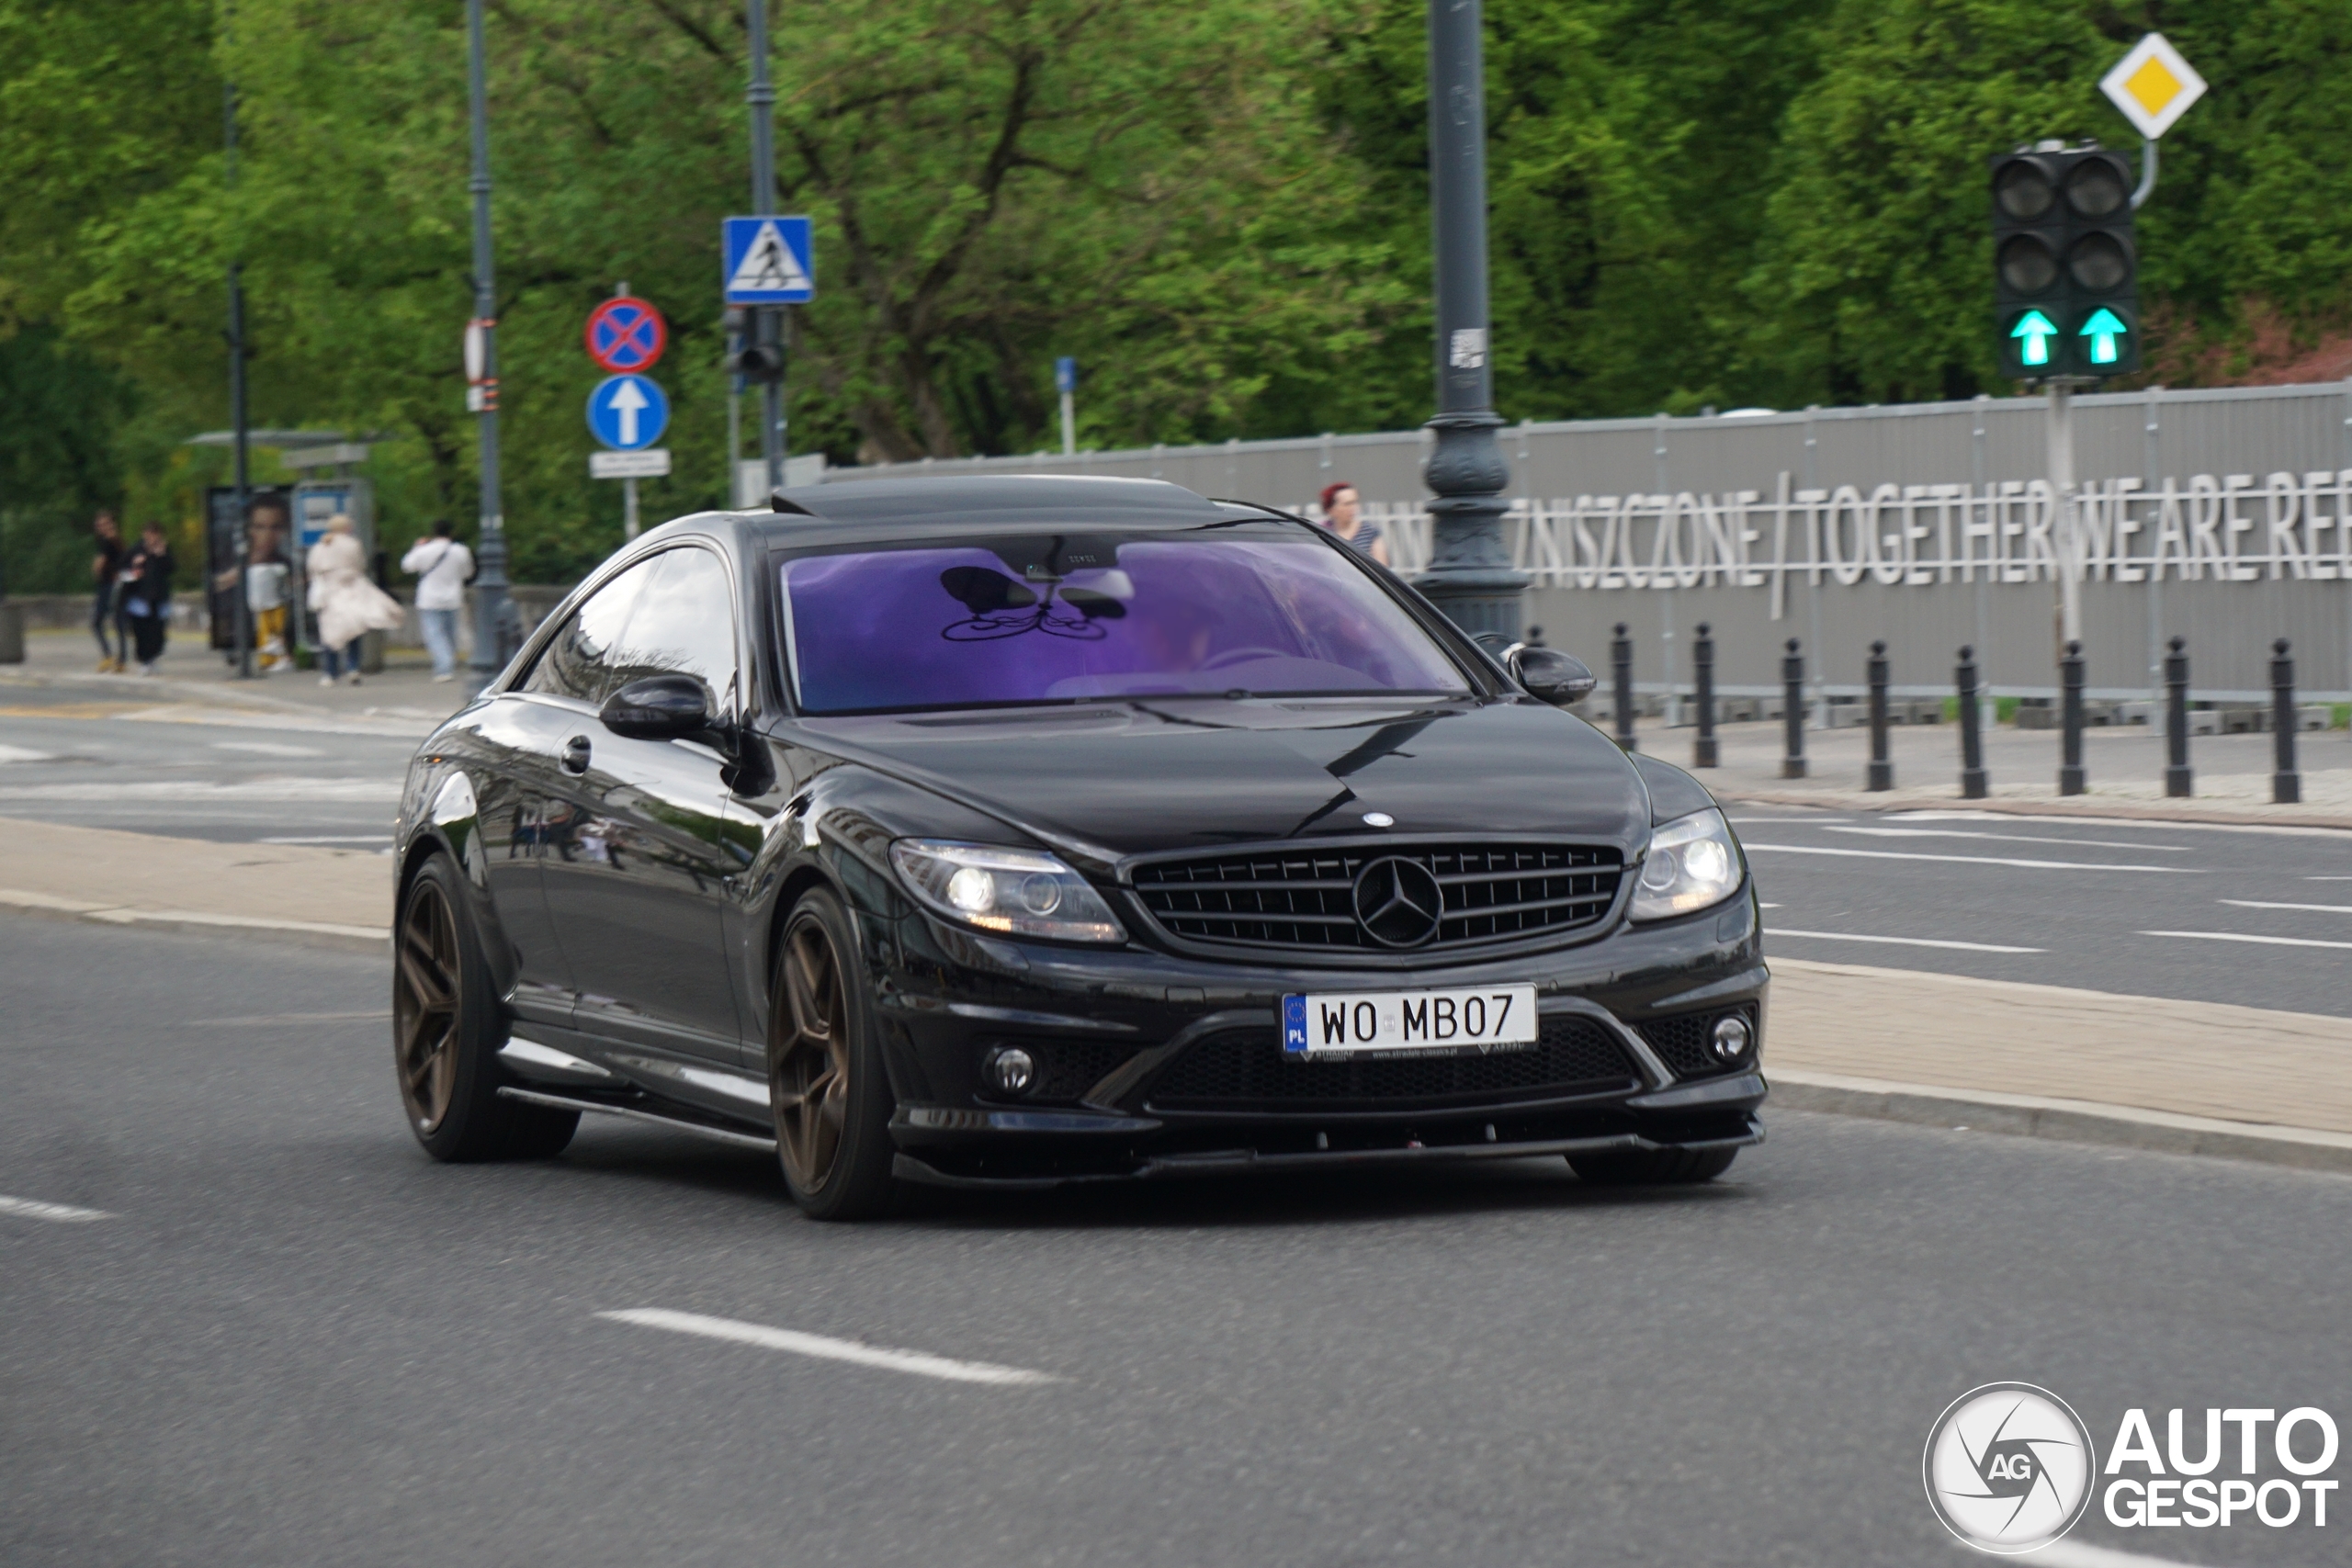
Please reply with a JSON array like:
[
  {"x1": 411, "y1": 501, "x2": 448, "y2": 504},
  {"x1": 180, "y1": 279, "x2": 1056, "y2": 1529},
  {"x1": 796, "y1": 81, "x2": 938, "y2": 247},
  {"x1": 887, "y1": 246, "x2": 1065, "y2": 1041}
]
[
  {"x1": 2103, "y1": 1405, "x2": 2339, "y2": 1530},
  {"x1": 1351, "y1": 469, "x2": 2352, "y2": 615}
]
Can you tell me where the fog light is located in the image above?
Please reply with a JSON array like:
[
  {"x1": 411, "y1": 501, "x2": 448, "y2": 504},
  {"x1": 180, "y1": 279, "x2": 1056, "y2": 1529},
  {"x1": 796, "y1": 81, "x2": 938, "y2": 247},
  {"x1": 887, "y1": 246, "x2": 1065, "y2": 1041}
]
[
  {"x1": 1710, "y1": 1014, "x2": 1752, "y2": 1063},
  {"x1": 983, "y1": 1046, "x2": 1035, "y2": 1096}
]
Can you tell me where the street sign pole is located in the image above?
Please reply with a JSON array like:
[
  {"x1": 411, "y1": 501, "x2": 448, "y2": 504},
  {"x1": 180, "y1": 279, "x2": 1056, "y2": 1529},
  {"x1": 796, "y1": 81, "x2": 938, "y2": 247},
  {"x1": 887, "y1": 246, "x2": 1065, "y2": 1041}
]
[
  {"x1": 1418, "y1": 0, "x2": 1526, "y2": 644},
  {"x1": 745, "y1": 0, "x2": 785, "y2": 495},
  {"x1": 623, "y1": 477, "x2": 639, "y2": 541},
  {"x1": 465, "y1": 0, "x2": 510, "y2": 680}
]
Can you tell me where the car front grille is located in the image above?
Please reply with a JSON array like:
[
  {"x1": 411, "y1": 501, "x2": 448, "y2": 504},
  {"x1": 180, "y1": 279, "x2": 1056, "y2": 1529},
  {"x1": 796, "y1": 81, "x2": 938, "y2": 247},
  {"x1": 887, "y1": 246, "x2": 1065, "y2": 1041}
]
[
  {"x1": 1130, "y1": 842, "x2": 1622, "y2": 953},
  {"x1": 1145, "y1": 1015, "x2": 1638, "y2": 1111},
  {"x1": 1634, "y1": 1005, "x2": 1758, "y2": 1079}
]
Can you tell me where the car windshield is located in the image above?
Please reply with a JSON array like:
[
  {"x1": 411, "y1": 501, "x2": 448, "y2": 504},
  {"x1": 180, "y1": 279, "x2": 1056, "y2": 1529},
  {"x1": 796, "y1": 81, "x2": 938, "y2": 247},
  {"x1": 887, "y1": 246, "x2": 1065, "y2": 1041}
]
[{"x1": 780, "y1": 527, "x2": 1470, "y2": 714}]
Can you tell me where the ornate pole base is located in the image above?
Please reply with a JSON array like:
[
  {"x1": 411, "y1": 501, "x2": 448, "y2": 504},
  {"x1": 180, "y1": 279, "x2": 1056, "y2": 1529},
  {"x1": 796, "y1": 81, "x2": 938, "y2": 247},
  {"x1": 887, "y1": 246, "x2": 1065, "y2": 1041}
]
[{"x1": 1416, "y1": 410, "x2": 1529, "y2": 647}]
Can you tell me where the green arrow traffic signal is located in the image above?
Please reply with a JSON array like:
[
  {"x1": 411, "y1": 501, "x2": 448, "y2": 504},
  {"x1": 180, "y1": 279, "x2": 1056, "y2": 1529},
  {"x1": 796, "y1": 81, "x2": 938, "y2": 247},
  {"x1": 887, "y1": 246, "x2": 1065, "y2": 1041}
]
[
  {"x1": 2009, "y1": 310, "x2": 2058, "y2": 367},
  {"x1": 2079, "y1": 306, "x2": 2127, "y2": 367}
]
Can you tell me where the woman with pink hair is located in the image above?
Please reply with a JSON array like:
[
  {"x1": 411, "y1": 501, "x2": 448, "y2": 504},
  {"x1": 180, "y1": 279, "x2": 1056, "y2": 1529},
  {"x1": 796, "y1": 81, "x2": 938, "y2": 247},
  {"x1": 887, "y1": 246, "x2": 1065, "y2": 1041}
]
[{"x1": 1317, "y1": 481, "x2": 1389, "y2": 567}]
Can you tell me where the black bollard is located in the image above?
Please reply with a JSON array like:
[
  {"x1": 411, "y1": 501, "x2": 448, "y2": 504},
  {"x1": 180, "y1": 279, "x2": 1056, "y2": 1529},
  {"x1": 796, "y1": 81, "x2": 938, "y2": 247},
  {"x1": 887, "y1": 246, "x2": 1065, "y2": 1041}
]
[
  {"x1": 2059, "y1": 639, "x2": 2086, "y2": 796},
  {"x1": 1781, "y1": 638, "x2": 1807, "y2": 780},
  {"x1": 2273, "y1": 637, "x2": 2301, "y2": 805},
  {"x1": 2164, "y1": 636, "x2": 2191, "y2": 797},
  {"x1": 1866, "y1": 640, "x2": 1893, "y2": 791},
  {"x1": 1524, "y1": 624, "x2": 1545, "y2": 647},
  {"x1": 1693, "y1": 622, "x2": 1718, "y2": 769},
  {"x1": 1611, "y1": 622, "x2": 1636, "y2": 752},
  {"x1": 1957, "y1": 645, "x2": 1988, "y2": 799}
]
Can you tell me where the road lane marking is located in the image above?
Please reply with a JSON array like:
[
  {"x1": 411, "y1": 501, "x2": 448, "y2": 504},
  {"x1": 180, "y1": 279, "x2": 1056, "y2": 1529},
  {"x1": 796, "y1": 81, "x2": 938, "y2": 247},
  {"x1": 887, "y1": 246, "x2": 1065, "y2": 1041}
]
[
  {"x1": 1729, "y1": 815, "x2": 1849, "y2": 824},
  {"x1": 1741, "y1": 844, "x2": 2199, "y2": 873},
  {"x1": 1768, "y1": 929, "x2": 2044, "y2": 953},
  {"x1": 258, "y1": 835, "x2": 390, "y2": 845},
  {"x1": 596, "y1": 1308, "x2": 1061, "y2": 1386},
  {"x1": 0, "y1": 1194, "x2": 111, "y2": 1223},
  {"x1": 191, "y1": 1010, "x2": 390, "y2": 1026},
  {"x1": 2219, "y1": 898, "x2": 2352, "y2": 914},
  {"x1": 212, "y1": 741, "x2": 325, "y2": 757},
  {"x1": 1826, "y1": 826, "x2": 2188, "y2": 852},
  {"x1": 2143, "y1": 930, "x2": 2352, "y2": 951},
  {"x1": 0, "y1": 743, "x2": 56, "y2": 763}
]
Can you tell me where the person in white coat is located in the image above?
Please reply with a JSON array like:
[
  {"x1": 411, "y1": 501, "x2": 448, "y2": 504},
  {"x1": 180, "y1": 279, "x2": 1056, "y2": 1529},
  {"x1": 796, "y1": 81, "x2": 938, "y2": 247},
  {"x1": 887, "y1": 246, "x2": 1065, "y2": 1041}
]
[
  {"x1": 306, "y1": 515, "x2": 405, "y2": 686},
  {"x1": 400, "y1": 519, "x2": 473, "y2": 681}
]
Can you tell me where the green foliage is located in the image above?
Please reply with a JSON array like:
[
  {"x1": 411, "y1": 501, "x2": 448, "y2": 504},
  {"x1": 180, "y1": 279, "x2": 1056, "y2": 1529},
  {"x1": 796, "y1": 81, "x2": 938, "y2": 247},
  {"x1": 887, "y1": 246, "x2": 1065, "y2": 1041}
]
[{"x1": 7, "y1": 0, "x2": 2352, "y2": 589}]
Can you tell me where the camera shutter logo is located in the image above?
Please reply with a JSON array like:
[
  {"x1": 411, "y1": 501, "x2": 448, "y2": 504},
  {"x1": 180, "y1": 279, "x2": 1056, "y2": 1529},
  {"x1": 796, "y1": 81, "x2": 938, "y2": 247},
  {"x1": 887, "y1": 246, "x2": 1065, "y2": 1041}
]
[{"x1": 1923, "y1": 1382, "x2": 2098, "y2": 1553}]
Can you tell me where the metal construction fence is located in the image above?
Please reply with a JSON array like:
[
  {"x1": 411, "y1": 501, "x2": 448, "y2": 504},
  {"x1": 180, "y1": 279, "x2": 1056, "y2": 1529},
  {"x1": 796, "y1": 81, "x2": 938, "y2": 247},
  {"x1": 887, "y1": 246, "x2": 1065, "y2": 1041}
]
[{"x1": 822, "y1": 379, "x2": 2352, "y2": 705}]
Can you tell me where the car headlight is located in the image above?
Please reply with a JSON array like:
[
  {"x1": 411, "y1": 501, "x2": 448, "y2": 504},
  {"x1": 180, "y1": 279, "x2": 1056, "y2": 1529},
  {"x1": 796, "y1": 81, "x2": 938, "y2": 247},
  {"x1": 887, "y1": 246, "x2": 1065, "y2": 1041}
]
[
  {"x1": 1628, "y1": 807, "x2": 1743, "y2": 921},
  {"x1": 888, "y1": 840, "x2": 1127, "y2": 944}
]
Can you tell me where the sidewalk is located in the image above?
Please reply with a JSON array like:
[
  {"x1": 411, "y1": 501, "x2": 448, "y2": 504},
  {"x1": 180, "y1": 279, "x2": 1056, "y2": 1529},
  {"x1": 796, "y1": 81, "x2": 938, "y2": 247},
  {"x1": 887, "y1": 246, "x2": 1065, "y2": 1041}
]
[
  {"x1": 5, "y1": 811, "x2": 2348, "y2": 1173},
  {"x1": 1, "y1": 626, "x2": 476, "y2": 733},
  {"x1": 1655, "y1": 713, "x2": 2352, "y2": 828},
  {"x1": 0, "y1": 817, "x2": 390, "y2": 951}
]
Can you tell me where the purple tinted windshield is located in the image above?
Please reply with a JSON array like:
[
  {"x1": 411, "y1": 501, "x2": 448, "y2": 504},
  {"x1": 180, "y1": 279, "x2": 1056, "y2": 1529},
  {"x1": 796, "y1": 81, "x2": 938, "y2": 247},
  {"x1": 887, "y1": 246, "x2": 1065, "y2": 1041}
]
[{"x1": 782, "y1": 534, "x2": 1468, "y2": 713}]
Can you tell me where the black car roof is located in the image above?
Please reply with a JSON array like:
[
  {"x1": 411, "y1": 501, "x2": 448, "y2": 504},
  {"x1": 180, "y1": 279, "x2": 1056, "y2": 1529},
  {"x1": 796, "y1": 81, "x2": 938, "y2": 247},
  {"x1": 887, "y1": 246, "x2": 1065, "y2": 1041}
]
[{"x1": 736, "y1": 474, "x2": 1269, "y2": 540}]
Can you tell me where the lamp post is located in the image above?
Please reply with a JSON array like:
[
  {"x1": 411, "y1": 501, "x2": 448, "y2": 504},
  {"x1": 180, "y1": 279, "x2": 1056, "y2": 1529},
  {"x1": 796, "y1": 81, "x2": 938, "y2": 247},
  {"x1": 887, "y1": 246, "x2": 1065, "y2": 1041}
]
[
  {"x1": 1417, "y1": 0, "x2": 1525, "y2": 643},
  {"x1": 464, "y1": 0, "x2": 512, "y2": 678}
]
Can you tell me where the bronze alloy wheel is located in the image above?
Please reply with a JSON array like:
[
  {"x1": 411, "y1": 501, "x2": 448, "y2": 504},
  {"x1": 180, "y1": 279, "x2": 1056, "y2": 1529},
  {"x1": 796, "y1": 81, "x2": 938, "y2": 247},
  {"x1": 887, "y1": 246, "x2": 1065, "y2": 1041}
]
[
  {"x1": 394, "y1": 874, "x2": 462, "y2": 1134},
  {"x1": 772, "y1": 916, "x2": 853, "y2": 1192}
]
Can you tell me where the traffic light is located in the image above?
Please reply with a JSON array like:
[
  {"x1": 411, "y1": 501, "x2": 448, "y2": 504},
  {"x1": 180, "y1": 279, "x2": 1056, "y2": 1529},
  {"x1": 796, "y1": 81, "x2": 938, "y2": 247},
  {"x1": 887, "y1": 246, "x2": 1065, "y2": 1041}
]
[
  {"x1": 1990, "y1": 144, "x2": 2137, "y2": 378},
  {"x1": 724, "y1": 307, "x2": 786, "y2": 384}
]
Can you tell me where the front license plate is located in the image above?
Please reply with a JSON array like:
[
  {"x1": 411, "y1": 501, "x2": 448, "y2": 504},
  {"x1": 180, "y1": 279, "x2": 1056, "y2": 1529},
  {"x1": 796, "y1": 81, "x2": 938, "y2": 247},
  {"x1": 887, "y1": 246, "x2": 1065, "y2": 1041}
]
[{"x1": 1281, "y1": 985, "x2": 1540, "y2": 1059}]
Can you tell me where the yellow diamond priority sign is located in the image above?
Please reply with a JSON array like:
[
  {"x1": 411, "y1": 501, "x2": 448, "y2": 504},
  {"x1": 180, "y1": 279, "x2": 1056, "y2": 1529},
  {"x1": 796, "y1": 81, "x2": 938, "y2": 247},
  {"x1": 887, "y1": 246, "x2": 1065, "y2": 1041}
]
[{"x1": 2100, "y1": 33, "x2": 2207, "y2": 141}]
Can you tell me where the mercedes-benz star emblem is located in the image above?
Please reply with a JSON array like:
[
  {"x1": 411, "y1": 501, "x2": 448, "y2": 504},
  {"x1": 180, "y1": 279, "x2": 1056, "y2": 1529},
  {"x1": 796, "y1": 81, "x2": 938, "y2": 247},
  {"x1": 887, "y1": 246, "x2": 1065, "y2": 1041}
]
[{"x1": 1352, "y1": 856, "x2": 1444, "y2": 948}]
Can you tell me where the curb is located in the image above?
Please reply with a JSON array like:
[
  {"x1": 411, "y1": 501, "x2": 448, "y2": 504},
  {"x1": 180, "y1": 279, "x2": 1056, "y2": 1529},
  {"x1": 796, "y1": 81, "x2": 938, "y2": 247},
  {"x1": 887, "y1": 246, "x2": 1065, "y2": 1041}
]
[
  {"x1": 1717, "y1": 786, "x2": 2352, "y2": 831},
  {"x1": 0, "y1": 889, "x2": 386, "y2": 955},
  {"x1": 1770, "y1": 1068, "x2": 2352, "y2": 1176}
]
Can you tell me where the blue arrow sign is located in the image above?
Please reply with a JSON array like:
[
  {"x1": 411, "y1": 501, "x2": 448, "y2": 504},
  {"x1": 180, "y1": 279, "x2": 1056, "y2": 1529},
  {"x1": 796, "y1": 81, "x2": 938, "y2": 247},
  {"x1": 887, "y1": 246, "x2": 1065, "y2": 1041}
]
[
  {"x1": 2079, "y1": 307, "x2": 2127, "y2": 367},
  {"x1": 586, "y1": 373, "x2": 669, "y2": 452},
  {"x1": 2009, "y1": 310, "x2": 2058, "y2": 368},
  {"x1": 722, "y1": 216, "x2": 815, "y2": 304}
]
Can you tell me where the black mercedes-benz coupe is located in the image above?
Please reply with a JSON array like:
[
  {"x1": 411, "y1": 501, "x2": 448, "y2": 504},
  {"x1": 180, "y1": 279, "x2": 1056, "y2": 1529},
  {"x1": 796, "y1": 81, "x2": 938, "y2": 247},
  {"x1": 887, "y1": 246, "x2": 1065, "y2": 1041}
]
[{"x1": 390, "y1": 475, "x2": 1766, "y2": 1218}]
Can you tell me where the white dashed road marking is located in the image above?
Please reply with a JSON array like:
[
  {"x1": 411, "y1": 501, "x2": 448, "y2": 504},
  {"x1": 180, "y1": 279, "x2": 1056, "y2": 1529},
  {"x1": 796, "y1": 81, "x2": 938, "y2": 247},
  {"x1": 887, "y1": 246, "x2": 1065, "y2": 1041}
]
[
  {"x1": 1741, "y1": 844, "x2": 2199, "y2": 874},
  {"x1": 1826, "y1": 827, "x2": 2189, "y2": 852},
  {"x1": 211, "y1": 741, "x2": 326, "y2": 758},
  {"x1": 0, "y1": 1194, "x2": 112, "y2": 1224},
  {"x1": 2143, "y1": 931, "x2": 2352, "y2": 951},
  {"x1": 1767, "y1": 930, "x2": 2043, "y2": 953},
  {"x1": 598, "y1": 1308, "x2": 1061, "y2": 1386},
  {"x1": 1978, "y1": 1539, "x2": 2217, "y2": 1568},
  {"x1": 2220, "y1": 899, "x2": 2352, "y2": 915}
]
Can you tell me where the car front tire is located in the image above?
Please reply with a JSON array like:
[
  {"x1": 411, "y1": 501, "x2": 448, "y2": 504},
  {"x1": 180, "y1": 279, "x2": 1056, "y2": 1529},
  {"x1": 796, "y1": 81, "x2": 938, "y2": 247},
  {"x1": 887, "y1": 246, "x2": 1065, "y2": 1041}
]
[
  {"x1": 767, "y1": 886, "x2": 899, "y2": 1221},
  {"x1": 394, "y1": 851, "x2": 578, "y2": 1162}
]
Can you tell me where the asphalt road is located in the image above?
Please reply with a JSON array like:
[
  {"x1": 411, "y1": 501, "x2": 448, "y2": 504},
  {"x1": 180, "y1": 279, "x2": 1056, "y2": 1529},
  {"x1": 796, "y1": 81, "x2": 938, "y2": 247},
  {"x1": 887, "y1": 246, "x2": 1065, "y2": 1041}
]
[
  {"x1": 0, "y1": 685, "x2": 437, "y2": 848},
  {"x1": 1731, "y1": 806, "x2": 2352, "y2": 1015},
  {"x1": 6, "y1": 682, "x2": 2344, "y2": 1019},
  {"x1": 4, "y1": 916, "x2": 2346, "y2": 1567}
]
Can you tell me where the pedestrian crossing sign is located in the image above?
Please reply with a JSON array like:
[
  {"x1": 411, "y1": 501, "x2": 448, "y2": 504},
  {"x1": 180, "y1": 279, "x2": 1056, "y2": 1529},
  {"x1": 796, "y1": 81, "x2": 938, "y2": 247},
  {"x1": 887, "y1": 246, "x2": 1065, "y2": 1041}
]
[{"x1": 723, "y1": 216, "x2": 815, "y2": 304}]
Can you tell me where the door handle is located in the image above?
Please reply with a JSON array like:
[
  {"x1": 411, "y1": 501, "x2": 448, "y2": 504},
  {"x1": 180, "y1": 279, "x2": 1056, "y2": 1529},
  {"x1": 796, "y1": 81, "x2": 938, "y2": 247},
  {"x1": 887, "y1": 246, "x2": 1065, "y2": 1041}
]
[{"x1": 561, "y1": 734, "x2": 592, "y2": 774}]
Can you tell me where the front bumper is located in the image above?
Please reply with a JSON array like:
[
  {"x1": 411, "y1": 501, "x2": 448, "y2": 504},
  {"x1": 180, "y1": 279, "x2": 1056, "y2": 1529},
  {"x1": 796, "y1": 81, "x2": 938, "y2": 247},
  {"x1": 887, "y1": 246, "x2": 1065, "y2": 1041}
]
[{"x1": 867, "y1": 890, "x2": 1769, "y2": 1188}]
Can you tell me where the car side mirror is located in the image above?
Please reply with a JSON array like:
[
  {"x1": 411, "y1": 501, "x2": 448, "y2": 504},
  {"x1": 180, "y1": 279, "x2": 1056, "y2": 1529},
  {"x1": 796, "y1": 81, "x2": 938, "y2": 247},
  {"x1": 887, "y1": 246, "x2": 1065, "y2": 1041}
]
[
  {"x1": 1509, "y1": 646, "x2": 1596, "y2": 705},
  {"x1": 601, "y1": 674, "x2": 716, "y2": 741}
]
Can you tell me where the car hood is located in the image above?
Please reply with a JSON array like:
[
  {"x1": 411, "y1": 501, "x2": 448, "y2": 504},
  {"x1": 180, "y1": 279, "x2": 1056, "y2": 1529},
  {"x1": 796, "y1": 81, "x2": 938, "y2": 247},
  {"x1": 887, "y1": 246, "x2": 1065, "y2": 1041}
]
[{"x1": 786, "y1": 697, "x2": 1655, "y2": 863}]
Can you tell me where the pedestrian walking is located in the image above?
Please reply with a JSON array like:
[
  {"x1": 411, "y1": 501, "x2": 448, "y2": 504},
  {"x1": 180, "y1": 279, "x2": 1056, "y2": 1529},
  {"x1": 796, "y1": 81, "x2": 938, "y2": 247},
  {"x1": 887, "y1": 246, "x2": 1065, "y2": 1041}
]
[
  {"x1": 306, "y1": 514, "x2": 404, "y2": 686},
  {"x1": 117, "y1": 523, "x2": 175, "y2": 675},
  {"x1": 1317, "y1": 481, "x2": 1390, "y2": 567},
  {"x1": 400, "y1": 519, "x2": 473, "y2": 682},
  {"x1": 90, "y1": 512, "x2": 125, "y2": 671}
]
